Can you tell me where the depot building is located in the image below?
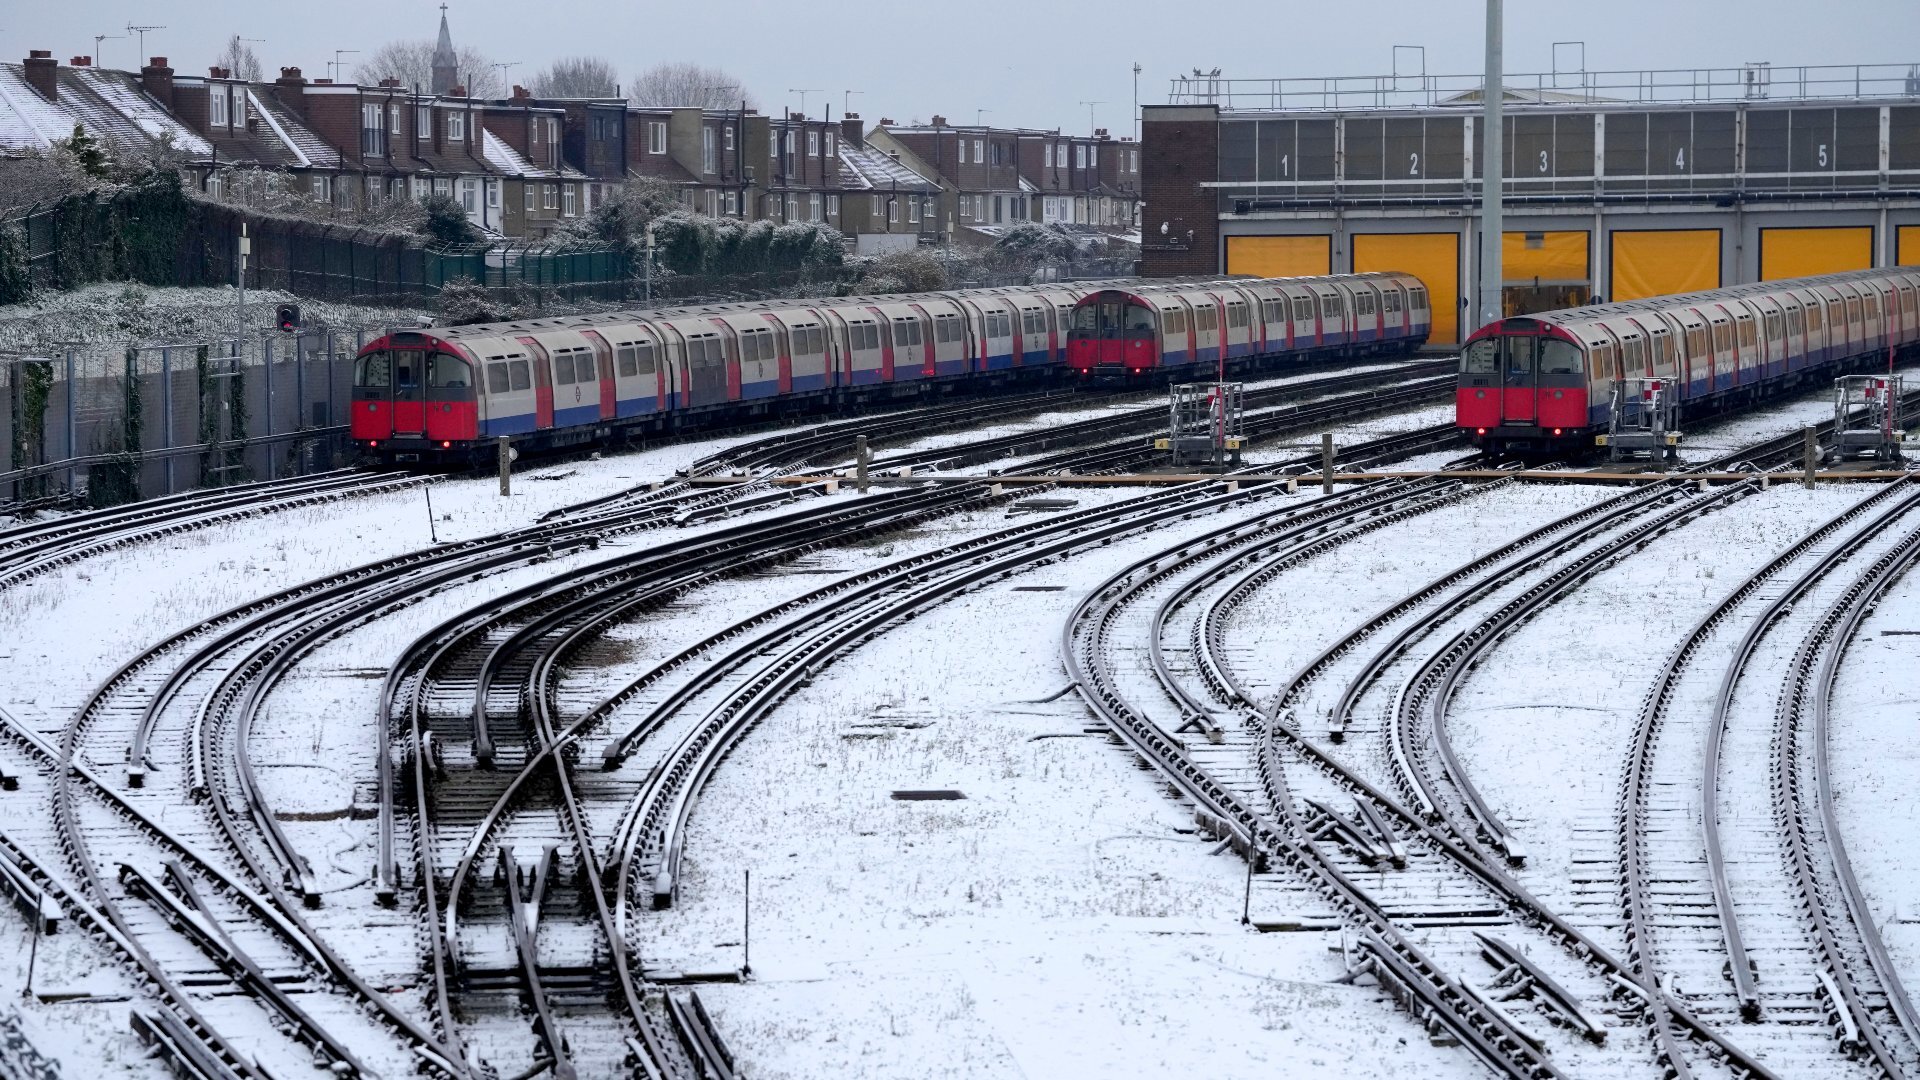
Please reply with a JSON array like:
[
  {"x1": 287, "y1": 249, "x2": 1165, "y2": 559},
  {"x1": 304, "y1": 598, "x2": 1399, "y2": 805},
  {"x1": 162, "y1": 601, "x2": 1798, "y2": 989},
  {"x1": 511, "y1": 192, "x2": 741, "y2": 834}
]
[{"x1": 1139, "y1": 63, "x2": 1920, "y2": 347}]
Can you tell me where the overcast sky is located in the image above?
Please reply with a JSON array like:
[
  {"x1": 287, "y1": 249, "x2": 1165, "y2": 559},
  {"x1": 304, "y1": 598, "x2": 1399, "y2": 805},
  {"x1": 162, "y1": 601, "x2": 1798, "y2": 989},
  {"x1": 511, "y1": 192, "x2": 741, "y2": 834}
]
[{"x1": 8, "y1": 1, "x2": 1916, "y2": 135}]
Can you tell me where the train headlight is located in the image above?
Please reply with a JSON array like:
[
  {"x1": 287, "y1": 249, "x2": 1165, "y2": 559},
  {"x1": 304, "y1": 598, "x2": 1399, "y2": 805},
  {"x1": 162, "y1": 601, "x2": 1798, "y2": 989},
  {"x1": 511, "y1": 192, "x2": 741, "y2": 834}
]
[
  {"x1": 1476, "y1": 427, "x2": 1487, "y2": 435},
  {"x1": 441, "y1": 441, "x2": 452, "y2": 449},
  {"x1": 1553, "y1": 428, "x2": 1563, "y2": 436}
]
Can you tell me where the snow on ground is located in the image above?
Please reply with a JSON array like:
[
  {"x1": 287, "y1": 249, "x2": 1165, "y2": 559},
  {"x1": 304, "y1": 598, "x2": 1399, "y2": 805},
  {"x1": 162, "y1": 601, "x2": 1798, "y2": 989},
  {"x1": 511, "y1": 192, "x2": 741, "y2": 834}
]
[
  {"x1": 1444, "y1": 484, "x2": 1872, "y2": 924},
  {"x1": 643, "y1": 487, "x2": 1479, "y2": 1080},
  {"x1": 1828, "y1": 567, "x2": 1920, "y2": 995},
  {"x1": 0, "y1": 282, "x2": 430, "y2": 350},
  {"x1": 1676, "y1": 360, "x2": 1920, "y2": 464}
]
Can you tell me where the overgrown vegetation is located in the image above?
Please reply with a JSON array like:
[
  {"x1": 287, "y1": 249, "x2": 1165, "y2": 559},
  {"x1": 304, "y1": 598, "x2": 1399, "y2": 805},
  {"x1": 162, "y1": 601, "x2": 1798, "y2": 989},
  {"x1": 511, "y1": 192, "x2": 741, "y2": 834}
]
[{"x1": 418, "y1": 192, "x2": 480, "y2": 246}]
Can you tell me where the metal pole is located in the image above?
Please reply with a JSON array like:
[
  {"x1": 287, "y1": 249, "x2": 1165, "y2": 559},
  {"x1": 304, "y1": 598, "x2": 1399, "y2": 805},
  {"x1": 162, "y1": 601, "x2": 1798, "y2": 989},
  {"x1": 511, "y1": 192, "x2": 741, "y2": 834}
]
[
  {"x1": 424, "y1": 483, "x2": 439, "y2": 543},
  {"x1": 1321, "y1": 432, "x2": 1335, "y2": 494},
  {"x1": 1478, "y1": 0, "x2": 1505, "y2": 331},
  {"x1": 63, "y1": 351, "x2": 74, "y2": 496},
  {"x1": 855, "y1": 435, "x2": 870, "y2": 493},
  {"x1": 498, "y1": 435, "x2": 513, "y2": 496},
  {"x1": 1803, "y1": 424, "x2": 1818, "y2": 488},
  {"x1": 1240, "y1": 857, "x2": 1254, "y2": 925},
  {"x1": 161, "y1": 346, "x2": 174, "y2": 494},
  {"x1": 742, "y1": 869, "x2": 752, "y2": 976},
  {"x1": 22, "y1": 911, "x2": 40, "y2": 1000}
]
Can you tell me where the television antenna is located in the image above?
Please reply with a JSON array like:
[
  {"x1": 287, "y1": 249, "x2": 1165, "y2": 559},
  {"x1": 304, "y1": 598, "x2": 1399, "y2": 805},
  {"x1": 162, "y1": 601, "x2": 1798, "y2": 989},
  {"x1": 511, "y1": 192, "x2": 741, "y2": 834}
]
[
  {"x1": 93, "y1": 33, "x2": 124, "y2": 68},
  {"x1": 125, "y1": 23, "x2": 164, "y2": 64},
  {"x1": 330, "y1": 49, "x2": 360, "y2": 84}
]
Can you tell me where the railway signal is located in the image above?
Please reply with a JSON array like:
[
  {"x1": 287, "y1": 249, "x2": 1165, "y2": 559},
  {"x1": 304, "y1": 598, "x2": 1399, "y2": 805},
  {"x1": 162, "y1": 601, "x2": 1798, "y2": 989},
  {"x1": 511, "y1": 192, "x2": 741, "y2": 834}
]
[{"x1": 275, "y1": 304, "x2": 300, "y2": 333}]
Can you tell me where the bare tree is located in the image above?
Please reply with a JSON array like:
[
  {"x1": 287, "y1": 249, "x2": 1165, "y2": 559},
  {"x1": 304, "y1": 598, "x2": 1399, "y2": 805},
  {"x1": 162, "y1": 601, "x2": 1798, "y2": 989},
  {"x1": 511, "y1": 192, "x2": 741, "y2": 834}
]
[
  {"x1": 531, "y1": 56, "x2": 619, "y2": 98},
  {"x1": 355, "y1": 40, "x2": 500, "y2": 96},
  {"x1": 213, "y1": 35, "x2": 263, "y2": 81},
  {"x1": 627, "y1": 62, "x2": 756, "y2": 111}
]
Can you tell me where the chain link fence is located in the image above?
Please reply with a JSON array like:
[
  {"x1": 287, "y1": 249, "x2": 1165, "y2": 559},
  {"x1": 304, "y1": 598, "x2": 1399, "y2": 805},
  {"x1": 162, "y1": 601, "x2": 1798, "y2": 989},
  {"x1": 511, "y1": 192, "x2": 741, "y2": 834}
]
[{"x1": 3, "y1": 327, "x2": 392, "y2": 508}]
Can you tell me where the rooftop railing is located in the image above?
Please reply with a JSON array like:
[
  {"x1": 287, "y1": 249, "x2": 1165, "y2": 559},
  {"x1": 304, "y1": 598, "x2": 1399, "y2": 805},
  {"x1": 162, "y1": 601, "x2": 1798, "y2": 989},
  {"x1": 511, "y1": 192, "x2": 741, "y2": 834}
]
[{"x1": 1167, "y1": 62, "x2": 1920, "y2": 112}]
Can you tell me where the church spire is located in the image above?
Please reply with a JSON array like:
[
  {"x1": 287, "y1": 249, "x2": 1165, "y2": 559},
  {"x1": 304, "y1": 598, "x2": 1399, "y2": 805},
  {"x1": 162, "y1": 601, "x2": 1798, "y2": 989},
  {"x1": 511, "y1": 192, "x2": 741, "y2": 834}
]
[{"x1": 430, "y1": 3, "x2": 457, "y2": 95}]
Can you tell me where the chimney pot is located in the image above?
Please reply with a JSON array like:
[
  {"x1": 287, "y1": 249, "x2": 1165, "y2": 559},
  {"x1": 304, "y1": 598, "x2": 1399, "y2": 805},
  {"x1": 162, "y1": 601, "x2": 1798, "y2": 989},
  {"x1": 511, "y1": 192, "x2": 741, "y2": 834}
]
[
  {"x1": 279, "y1": 66, "x2": 303, "y2": 81},
  {"x1": 879, "y1": 117, "x2": 894, "y2": 126},
  {"x1": 379, "y1": 77, "x2": 401, "y2": 88},
  {"x1": 71, "y1": 57, "x2": 91, "y2": 67},
  {"x1": 149, "y1": 57, "x2": 166, "y2": 67},
  {"x1": 23, "y1": 50, "x2": 57, "y2": 101}
]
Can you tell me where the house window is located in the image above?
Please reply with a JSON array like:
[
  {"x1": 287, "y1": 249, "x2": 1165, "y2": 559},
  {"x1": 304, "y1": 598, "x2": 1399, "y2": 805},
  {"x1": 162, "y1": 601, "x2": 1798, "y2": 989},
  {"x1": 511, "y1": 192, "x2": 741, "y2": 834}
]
[
  {"x1": 767, "y1": 193, "x2": 780, "y2": 217},
  {"x1": 786, "y1": 194, "x2": 798, "y2": 220},
  {"x1": 956, "y1": 139, "x2": 966, "y2": 164},
  {"x1": 770, "y1": 130, "x2": 778, "y2": 159},
  {"x1": 544, "y1": 183, "x2": 558, "y2": 210},
  {"x1": 412, "y1": 177, "x2": 430, "y2": 200},
  {"x1": 1129, "y1": 148, "x2": 1138, "y2": 172},
  {"x1": 416, "y1": 106, "x2": 432, "y2": 139},
  {"x1": 310, "y1": 175, "x2": 328, "y2": 201},
  {"x1": 1076, "y1": 145, "x2": 1086, "y2": 168},
  {"x1": 871, "y1": 194, "x2": 882, "y2": 218},
  {"x1": 809, "y1": 192, "x2": 821, "y2": 221},
  {"x1": 888, "y1": 197, "x2": 899, "y2": 223},
  {"x1": 724, "y1": 126, "x2": 735, "y2": 151},
  {"x1": 524, "y1": 185, "x2": 536, "y2": 211},
  {"x1": 210, "y1": 87, "x2": 228, "y2": 127},
  {"x1": 546, "y1": 117, "x2": 558, "y2": 147},
  {"x1": 725, "y1": 191, "x2": 737, "y2": 214},
  {"x1": 389, "y1": 104, "x2": 401, "y2": 135},
  {"x1": 649, "y1": 121, "x2": 667, "y2": 154},
  {"x1": 808, "y1": 131, "x2": 819, "y2": 157},
  {"x1": 825, "y1": 131, "x2": 835, "y2": 158},
  {"x1": 703, "y1": 127, "x2": 716, "y2": 173},
  {"x1": 487, "y1": 182, "x2": 499, "y2": 208},
  {"x1": 908, "y1": 197, "x2": 919, "y2": 223},
  {"x1": 563, "y1": 184, "x2": 577, "y2": 216},
  {"x1": 459, "y1": 179, "x2": 478, "y2": 212},
  {"x1": 434, "y1": 177, "x2": 452, "y2": 196},
  {"x1": 206, "y1": 171, "x2": 224, "y2": 199},
  {"x1": 973, "y1": 138, "x2": 984, "y2": 162},
  {"x1": 825, "y1": 194, "x2": 838, "y2": 216},
  {"x1": 1089, "y1": 144, "x2": 1098, "y2": 167},
  {"x1": 1057, "y1": 142, "x2": 1067, "y2": 167},
  {"x1": 236, "y1": 90, "x2": 248, "y2": 126},
  {"x1": 785, "y1": 131, "x2": 796, "y2": 156},
  {"x1": 361, "y1": 103, "x2": 389, "y2": 156},
  {"x1": 1044, "y1": 144, "x2": 1053, "y2": 168}
]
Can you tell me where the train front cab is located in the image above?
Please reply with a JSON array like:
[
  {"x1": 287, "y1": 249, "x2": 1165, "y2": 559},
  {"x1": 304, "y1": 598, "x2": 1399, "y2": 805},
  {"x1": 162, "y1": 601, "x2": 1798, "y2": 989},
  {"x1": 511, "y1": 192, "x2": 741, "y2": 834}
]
[
  {"x1": 1067, "y1": 290, "x2": 1158, "y2": 375},
  {"x1": 1458, "y1": 319, "x2": 1590, "y2": 453},
  {"x1": 352, "y1": 333, "x2": 479, "y2": 462}
]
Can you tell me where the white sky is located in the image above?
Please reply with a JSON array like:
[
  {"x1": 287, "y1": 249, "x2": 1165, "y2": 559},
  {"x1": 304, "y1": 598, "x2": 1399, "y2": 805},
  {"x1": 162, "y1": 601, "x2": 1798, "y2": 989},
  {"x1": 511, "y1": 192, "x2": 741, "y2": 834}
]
[{"x1": 6, "y1": 1, "x2": 1917, "y2": 136}]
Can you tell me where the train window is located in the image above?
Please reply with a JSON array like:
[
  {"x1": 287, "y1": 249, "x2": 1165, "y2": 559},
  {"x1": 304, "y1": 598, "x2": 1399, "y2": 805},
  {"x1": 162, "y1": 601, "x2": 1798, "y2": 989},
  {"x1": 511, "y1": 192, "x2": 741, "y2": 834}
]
[
  {"x1": 808, "y1": 327, "x2": 826, "y2": 353},
  {"x1": 1461, "y1": 339, "x2": 1498, "y2": 374},
  {"x1": 1806, "y1": 305, "x2": 1823, "y2": 332},
  {"x1": 1072, "y1": 306, "x2": 1099, "y2": 331},
  {"x1": 1386, "y1": 292, "x2": 1402, "y2": 313},
  {"x1": 428, "y1": 354, "x2": 470, "y2": 388},
  {"x1": 355, "y1": 352, "x2": 392, "y2": 387},
  {"x1": 1164, "y1": 310, "x2": 1185, "y2": 335},
  {"x1": 509, "y1": 359, "x2": 531, "y2": 391},
  {"x1": 894, "y1": 320, "x2": 912, "y2": 346},
  {"x1": 1712, "y1": 323, "x2": 1732, "y2": 354},
  {"x1": 552, "y1": 353, "x2": 575, "y2": 384},
  {"x1": 1293, "y1": 298, "x2": 1313, "y2": 321},
  {"x1": 1737, "y1": 319, "x2": 1755, "y2": 351},
  {"x1": 1540, "y1": 340, "x2": 1582, "y2": 374},
  {"x1": 487, "y1": 362, "x2": 511, "y2": 394},
  {"x1": 616, "y1": 346, "x2": 637, "y2": 378},
  {"x1": 1126, "y1": 306, "x2": 1155, "y2": 331}
]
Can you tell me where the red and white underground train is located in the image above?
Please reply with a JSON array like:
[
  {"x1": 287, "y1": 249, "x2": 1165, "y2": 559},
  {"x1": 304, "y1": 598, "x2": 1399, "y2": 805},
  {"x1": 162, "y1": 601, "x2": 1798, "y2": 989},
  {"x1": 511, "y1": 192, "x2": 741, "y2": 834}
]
[
  {"x1": 350, "y1": 274, "x2": 1432, "y2": 464},
  {"x1": 1458, "y1": 267, "x2": 1920, "y2": 455},
  {"x1": 1065, "y1": 271, "x2": 1431, "y2": 376}
]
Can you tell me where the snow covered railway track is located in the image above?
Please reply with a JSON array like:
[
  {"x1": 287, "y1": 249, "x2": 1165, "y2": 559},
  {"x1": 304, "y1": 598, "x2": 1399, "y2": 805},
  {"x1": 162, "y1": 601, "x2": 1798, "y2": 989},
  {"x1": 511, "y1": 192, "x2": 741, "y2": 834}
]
[
  {"x1": 1618, "y1": 477, "x2": 1920, "y2": 1079},
  {"x1": 0, "y1": 468, "x2": 420, "y2": 588},
  {"x1": 0, "y1": 704, "x2": 461, "y2": 1080}
]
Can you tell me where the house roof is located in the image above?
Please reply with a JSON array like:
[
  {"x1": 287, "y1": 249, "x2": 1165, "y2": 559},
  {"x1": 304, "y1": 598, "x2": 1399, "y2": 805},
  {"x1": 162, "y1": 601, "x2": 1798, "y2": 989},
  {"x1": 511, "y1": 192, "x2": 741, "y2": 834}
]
[
  {"x1": 836, "y1": 142, "x2": 940, "y2": 193},
  {"x1": 0, "y1": 62, "x2": 210, "y2": 158},
  {"x1": 245, "y1": 88, "x2": 339, "y2": 169},
  {"x1": 481, "y1": 128, "x2": 584, "y2": 179}
]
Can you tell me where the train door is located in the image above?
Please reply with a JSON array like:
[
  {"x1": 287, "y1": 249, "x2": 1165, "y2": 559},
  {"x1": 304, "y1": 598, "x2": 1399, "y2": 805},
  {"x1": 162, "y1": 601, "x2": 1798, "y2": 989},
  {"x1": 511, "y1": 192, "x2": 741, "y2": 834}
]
[
  {"x1": 906, "y1": 303, "x2": 937, "y2": 377},
  {"x1": 388, "y1": 349, "x2": 426, "y2": 437},
  {"x1": 580, "y1": 329, "x2": 617, "y2": 420},
  {"x1": 514, "y1": 336, "x2": 555, "y2": 429},
  {"x1": 424, "y1": 350, "x2": 475, "y2": 444},
  {"x1": 1500, "y1": 332, "x2": 1539, "y2": 423}
]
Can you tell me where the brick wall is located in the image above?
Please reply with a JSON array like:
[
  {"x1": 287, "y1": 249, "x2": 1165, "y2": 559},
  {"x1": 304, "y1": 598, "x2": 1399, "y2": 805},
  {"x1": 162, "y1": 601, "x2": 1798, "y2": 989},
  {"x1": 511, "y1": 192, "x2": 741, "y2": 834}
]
[{"x1": 1140, "y1": 105, "x2": 1219, "y2": 276}]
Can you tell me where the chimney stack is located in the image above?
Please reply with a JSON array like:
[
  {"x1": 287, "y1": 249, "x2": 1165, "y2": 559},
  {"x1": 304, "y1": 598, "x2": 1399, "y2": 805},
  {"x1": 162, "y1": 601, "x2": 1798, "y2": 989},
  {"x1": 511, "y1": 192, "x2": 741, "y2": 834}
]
[
  {"x1": 512, "y1": 84, "x2": 530, "y2": 99},
  {"x1": 209, "y1": 66, "x2": 230, "y2": 79},
  {"x1": 275, "y1": 66, "x2": 308, "y2": 115},
  {"x1": 23, "y1": 50, "x2": 56, "y2": 102},
  {"x1": 70, "y1": 56, "x2": 92, "y2": 67},
  {"x1": 141, "y1": 57, "x2": 175, "y2": 109},
  {"x1": 841, "y1": 113, "x2": 864, "y2": 149},
  {"x1": 378, "y1": 77, "x2": 401, "y2": 88},
  {"x1": 448, "y1": 84, "x2": 466, "y2": 97},
  {"x1": 930, "y1": 114, "x2": 946, "y2": 127}
]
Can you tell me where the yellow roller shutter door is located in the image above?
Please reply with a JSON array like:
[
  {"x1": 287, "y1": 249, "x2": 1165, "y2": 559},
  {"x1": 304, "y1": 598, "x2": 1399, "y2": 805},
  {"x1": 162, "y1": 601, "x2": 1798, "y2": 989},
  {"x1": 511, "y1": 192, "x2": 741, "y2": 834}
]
[
  {"x1": 1353, "y1": 233, "x2": 1461, "y2": 346},
  {"x1": 1502, "y1": 231, "x2": 1589, "y2": 284},
  {"x1": 1760, "y1": 227, "x2": 1873, "y2": 280},
  {"x1": 1225, "y1": 235, "x2": 1332, "y2": 278},
  {"x1": 1610, "y1": 230, "x2": 1720, "y2": 302},
  {"x1": 1901, "y1": 226, "x2": 1920, "y2": 266}
]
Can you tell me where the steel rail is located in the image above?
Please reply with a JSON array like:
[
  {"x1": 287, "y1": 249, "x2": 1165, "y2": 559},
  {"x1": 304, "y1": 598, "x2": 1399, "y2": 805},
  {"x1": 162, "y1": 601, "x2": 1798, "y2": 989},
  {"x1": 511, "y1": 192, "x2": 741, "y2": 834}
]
[{"x1": 1702, "y1": 481, "x2": 1920, "y2": 1021}]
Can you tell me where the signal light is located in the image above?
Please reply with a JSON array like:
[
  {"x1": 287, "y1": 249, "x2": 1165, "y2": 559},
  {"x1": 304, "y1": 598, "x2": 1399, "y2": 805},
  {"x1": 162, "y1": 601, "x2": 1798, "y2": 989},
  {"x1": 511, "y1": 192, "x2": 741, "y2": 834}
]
[{"x1": 275, "y1": 304, "x2": 300, "y2": 333}]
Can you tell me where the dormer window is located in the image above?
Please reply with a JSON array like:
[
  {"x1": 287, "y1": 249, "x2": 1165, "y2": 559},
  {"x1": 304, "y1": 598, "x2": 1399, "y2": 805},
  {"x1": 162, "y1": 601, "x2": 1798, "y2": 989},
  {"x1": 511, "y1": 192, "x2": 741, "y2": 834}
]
[
  {"x1": 416, "y1": 106, "x2": 431, "y2": 140},
  {"x1": 448, "y1": 112, "x2": 465, "y2": 141},
  {"x1": 210, "y1": 87, "x2": 229, "y2": 127}
]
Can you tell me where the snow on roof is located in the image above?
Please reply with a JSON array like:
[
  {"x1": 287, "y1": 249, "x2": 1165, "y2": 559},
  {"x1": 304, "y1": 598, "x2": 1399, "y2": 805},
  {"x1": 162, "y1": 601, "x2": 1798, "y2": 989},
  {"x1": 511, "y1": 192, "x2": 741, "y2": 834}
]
[
  {"x1": 63, "y1": 68, "x2": 211, "y2": 156},
  {"x1": 247, "y1": 89, "x2": 339, "y2": 169},
  {"x1": 836, "y1": 142, "x2": 940, "y2": 193},
  {"x1": 482, "y1": 128, "x2": 533, "y2": 174},
  {"x1": 0, "y1": 64, "x2": 73, "y2": 150}
]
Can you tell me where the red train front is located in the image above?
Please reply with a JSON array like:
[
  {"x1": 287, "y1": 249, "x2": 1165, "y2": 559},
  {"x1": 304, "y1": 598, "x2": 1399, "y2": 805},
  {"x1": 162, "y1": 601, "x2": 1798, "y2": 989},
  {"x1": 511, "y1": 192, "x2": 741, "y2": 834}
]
[
  {"x1": 1066, "y1": 290, "x2": 1160, "y2": 376},
  {"x1": 1457, "y1": 318, "x2": 1592, "y2": 454},
  {"x1": 351, "y1": 331, "x2": 480, "y2": 462}
]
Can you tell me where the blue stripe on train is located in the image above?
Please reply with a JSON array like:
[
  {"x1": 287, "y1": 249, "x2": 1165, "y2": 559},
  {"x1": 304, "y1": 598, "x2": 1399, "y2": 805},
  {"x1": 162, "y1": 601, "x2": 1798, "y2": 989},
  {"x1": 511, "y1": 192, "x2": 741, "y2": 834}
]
[
  {"x1": 742, "y1": 379, "x2": 780, "y2": 400},
  {"x1": 615, "y1": 396, "x2": 658, "y2": 419},
  {"x1": 848, "y1": 368, "x2": 884, "y2": 386},
  {"x1": 790, "y1": 372, "x2": 829, "y2": 392},
  {"x1": 481, "y1": 413, "x2": 538, "y2": 437},
  {"x1": 553, "y1": 403, "x2": 601, "y2": 428}
]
